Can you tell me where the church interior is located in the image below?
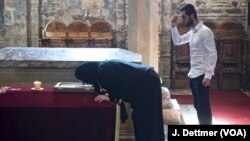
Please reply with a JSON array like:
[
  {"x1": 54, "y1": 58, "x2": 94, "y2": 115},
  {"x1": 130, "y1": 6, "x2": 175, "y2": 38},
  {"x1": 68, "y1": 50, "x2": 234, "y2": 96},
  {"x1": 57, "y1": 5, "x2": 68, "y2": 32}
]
[{"x1": 0, "y1": 0, "x2": 250, "y2": 141}]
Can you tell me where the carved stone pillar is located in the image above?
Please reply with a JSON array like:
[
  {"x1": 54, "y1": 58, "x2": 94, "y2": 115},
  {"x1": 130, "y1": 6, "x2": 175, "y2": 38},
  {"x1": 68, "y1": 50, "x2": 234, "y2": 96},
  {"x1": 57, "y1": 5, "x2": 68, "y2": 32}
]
[{"x1": 128, "y1": 0, "x2": 159, "y2": 71}]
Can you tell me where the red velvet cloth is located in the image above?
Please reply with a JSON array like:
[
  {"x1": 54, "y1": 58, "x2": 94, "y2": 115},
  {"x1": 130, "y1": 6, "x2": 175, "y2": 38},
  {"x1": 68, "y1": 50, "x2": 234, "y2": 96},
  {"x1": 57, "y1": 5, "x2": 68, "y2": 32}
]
[{"x1": 0, "y1": 87, "x2": 117, "y2": 141}]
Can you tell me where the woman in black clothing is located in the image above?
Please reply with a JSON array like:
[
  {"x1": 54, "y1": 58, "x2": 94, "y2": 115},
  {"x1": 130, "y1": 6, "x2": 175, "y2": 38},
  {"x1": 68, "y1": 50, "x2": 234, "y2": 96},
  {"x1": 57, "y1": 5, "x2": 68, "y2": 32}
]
[{"x1": 75, "y1": 59, "x2": 165, "y2": 141}]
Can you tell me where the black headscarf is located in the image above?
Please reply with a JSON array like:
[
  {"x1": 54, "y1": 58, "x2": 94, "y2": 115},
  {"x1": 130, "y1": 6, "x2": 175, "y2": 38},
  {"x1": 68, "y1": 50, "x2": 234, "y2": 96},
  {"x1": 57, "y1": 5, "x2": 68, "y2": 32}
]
[
  {"x1": 75, "y1": 61, "x2": 101, "y2": 92},
  {"x1": 75, "y1": 61, "x2": 128, "y2": 123}
]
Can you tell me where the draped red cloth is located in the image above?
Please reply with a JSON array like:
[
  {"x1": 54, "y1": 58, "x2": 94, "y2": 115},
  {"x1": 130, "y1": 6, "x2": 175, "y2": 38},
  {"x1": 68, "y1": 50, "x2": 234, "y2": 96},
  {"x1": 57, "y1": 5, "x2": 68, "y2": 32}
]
[{"x1": 0, "y1": 87, "x2": 117, "y2": 141}]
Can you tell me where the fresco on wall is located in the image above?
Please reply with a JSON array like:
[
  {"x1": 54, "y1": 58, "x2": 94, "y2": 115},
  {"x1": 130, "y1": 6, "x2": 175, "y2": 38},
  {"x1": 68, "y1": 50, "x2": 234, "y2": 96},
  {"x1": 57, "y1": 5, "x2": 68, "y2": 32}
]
[
  {"x1": 171, "y1": 0, "x2": 247, "y2": 30},
  {"x1": 4, "y1": 0, "x2": 26, "y2": 36},
  {"x1": 173, "y1": 0, "x2": 245, "y2": 15},
  {"x1": 82, "y1": 0, "x2": 104, "y2": 9},
  {"x1": 41, "y1": 0, "x2": 113, "y2": 28}
]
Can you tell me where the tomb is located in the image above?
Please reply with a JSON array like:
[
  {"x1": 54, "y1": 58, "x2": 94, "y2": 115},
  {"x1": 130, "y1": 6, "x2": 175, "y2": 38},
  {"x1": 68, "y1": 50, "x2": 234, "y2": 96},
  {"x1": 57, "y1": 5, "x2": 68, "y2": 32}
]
[{"x1": 0, "y1": 47, "x2": 141, "y2": 87}]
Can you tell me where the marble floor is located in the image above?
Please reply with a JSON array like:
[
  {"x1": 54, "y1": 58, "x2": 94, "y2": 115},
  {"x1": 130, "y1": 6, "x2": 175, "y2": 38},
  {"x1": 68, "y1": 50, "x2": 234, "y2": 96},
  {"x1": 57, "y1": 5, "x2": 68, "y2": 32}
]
[{"x1": 180, "y1": 104, "x2": 229, "y2": 125}]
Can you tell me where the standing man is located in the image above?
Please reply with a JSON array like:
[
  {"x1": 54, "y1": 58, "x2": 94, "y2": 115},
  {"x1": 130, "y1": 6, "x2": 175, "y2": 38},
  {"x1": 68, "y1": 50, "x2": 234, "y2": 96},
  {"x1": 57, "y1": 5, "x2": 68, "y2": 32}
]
[{"x1": 170, "y1": 4, "x2": 217, "y2": 125}]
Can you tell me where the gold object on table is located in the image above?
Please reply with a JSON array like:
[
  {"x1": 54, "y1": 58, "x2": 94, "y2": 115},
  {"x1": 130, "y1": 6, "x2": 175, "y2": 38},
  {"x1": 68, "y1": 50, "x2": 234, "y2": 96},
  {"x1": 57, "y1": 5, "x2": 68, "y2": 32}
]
[{"x1": 33, "y1": 80, "x2": 42, "y2": 90}]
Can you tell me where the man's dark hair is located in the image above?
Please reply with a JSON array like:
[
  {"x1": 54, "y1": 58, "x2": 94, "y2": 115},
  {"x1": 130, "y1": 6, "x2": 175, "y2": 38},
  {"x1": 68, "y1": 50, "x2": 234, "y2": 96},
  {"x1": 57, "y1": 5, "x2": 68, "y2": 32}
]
[{"x1": 180, "y1": 4, "x2": 198, "y2": 20}]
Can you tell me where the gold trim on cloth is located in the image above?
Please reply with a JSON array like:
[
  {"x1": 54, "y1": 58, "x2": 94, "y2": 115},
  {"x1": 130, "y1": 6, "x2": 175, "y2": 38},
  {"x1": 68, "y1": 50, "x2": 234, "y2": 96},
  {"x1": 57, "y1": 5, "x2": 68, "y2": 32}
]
[{"x1": 114, "y1": 104, "x2": 120, "y2": 141}]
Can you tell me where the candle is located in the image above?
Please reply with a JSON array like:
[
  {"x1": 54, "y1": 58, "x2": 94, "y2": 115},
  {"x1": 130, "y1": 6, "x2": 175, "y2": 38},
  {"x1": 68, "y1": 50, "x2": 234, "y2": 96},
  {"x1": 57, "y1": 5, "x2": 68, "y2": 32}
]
[{"x1": 33, "y1": 80, "x2": 42, "y2": 90}]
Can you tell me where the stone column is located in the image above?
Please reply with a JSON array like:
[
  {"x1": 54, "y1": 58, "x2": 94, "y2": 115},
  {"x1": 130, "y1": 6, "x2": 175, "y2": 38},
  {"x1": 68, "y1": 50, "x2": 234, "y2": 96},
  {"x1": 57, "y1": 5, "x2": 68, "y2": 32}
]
[
  {"x1": 29, "y1": 0, "x2": 40, "y2": 46},
  {"x1": 159, "y1": 0, "x2": 173, "y2": 88},
  {"x1": 128, "y1": 0, "x2": 159, "y2": 72}
]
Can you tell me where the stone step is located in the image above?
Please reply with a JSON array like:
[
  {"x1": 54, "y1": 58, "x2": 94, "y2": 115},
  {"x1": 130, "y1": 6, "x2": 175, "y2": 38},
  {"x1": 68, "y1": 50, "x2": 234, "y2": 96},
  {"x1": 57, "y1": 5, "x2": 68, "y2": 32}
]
[{"x1": 163, "y1": 99, "x2": 184, "y2": 125}]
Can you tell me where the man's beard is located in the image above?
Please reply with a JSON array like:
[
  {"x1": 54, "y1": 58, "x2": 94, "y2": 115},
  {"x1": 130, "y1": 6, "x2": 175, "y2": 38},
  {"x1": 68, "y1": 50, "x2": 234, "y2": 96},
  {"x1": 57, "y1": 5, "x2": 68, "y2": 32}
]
[{"x1": 185, "y1": 18, "x2": 193, "y2": 27}]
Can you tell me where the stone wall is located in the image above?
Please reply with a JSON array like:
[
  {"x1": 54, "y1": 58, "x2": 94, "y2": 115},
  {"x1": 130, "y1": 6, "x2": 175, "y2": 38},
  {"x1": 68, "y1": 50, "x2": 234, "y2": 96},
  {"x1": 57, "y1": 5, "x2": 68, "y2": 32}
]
[
  {"x1": 3, "y1": 0, "x2": 27, "y2": 47},
  {"x1": 1, "y1": 0, "x2": 249, "y2": 89},
  {"x1": 1, "y1": 0, "x2": 128, "y2": 49},
  {"x1": 0, "y1": 0, "x2": 4, "y2": 47},
  {"x1": 39, "y1": 0, "x2": 129, "y2": 48}
]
